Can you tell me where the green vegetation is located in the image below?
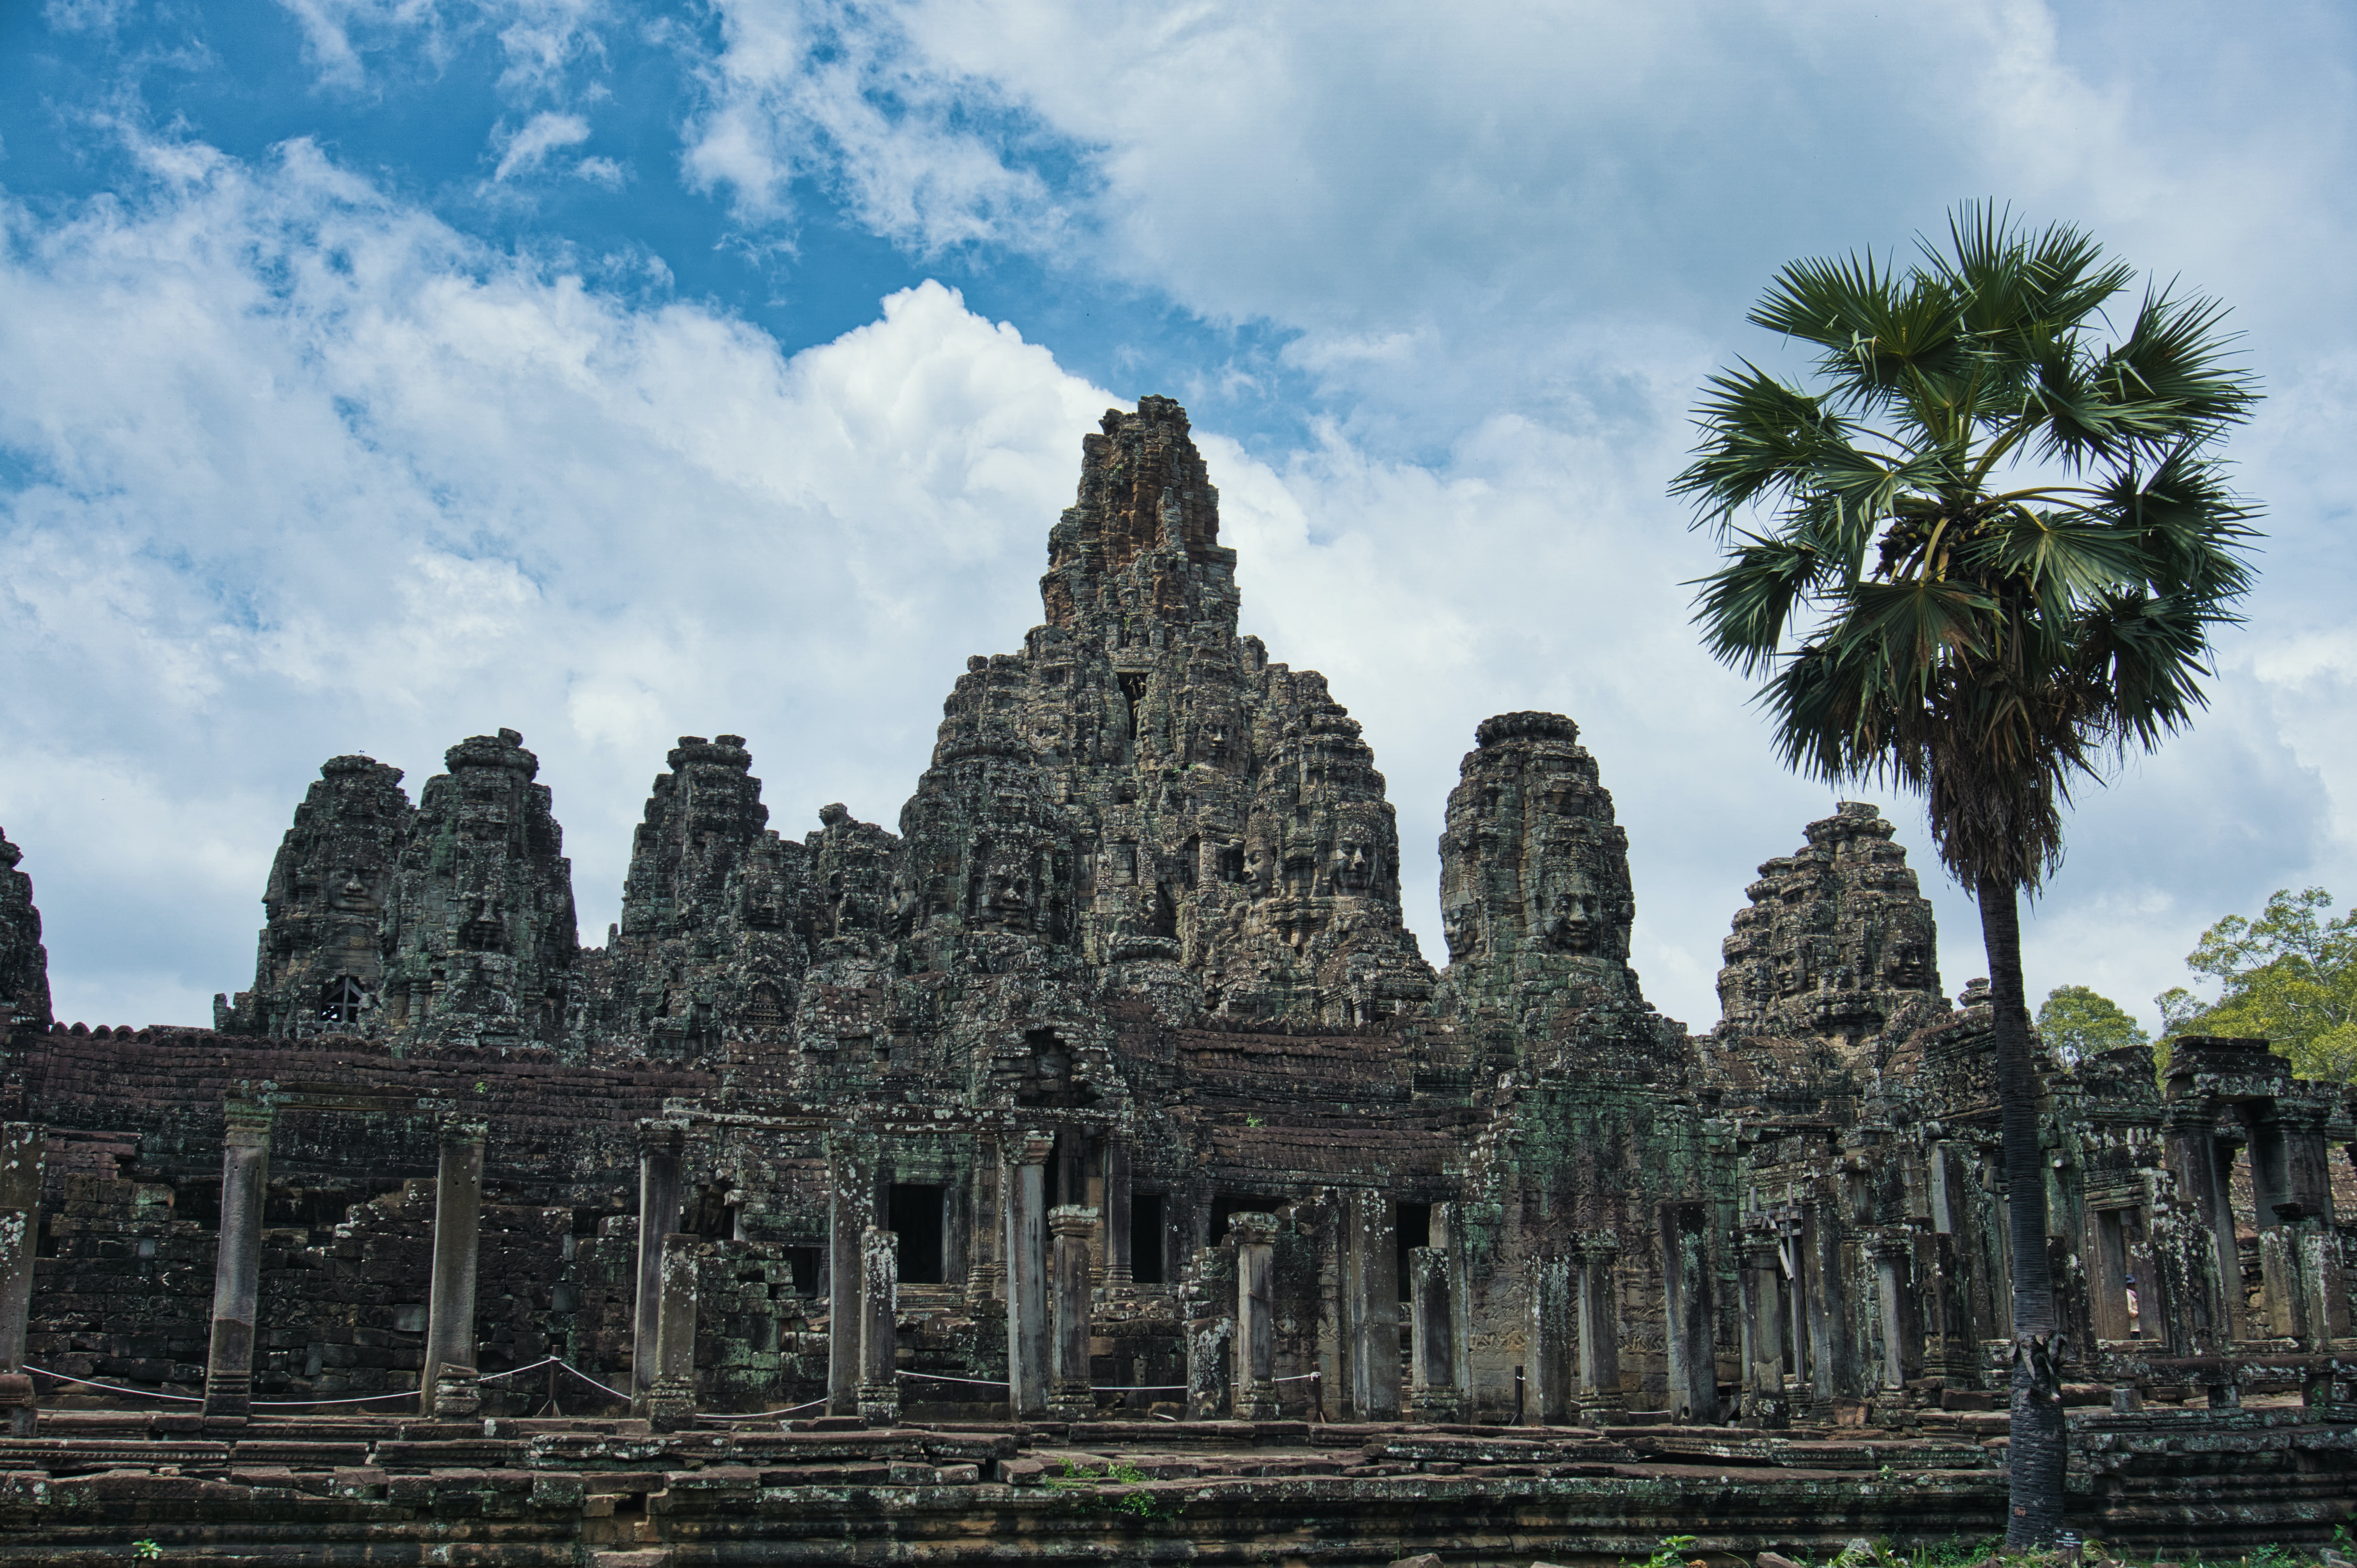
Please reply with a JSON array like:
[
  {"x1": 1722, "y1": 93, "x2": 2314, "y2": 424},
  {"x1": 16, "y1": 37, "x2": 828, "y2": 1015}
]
[
  {"x1": 2157, "y1": 886, "x2": 2357, "y2": 1083},
  {"x1": 1674, "y1": 202, "x2": 2260, "y2": 1550},
  {"x1": 2035, "y1": 984, "x2": 2149, "y2": 1063},
  {"x1": 1042, "y1": 1459, "x2": 1181, "y2": 1522}
]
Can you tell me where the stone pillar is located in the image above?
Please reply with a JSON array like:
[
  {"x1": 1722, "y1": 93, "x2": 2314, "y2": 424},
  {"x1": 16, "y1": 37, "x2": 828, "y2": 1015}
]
[
  {"x1": 858, "y1": 1226, "x2": 901, "y2": 1425},
  {"x1": 1528, "y1": 1254, "x2": 1573, "y2": 1425},
  {"x1": 203, "y1": 1100, "x2": 272, "y2": 1420},
  {"x1": 420, "y1": 1119, "x2": 487, "y2": 1419},
  {"x1": 1181, "y1": 1255, "x2": 1234, "y2": 1420},
  {"x1": 1049, "y1": 1205, "x2": 1098, "y2": 1419},
  {"x1": 2278, "y1": 1102, "x2": 2351, "y2": 1342},
  {"x1": 825, "y1": 1128, "x2": 878, "y2": 1417},
  {"x1": 1741, "y1": 1231, "x2": 1787, "y2": 1427},
  {"x1": 1660, "y1": 1202, "x2": 1718, "y2": 1423},
  {"x1": 1101, "y1": 1139, "x2": 1133, "y2": 1294},
  {"x1": 1232, "y1": 1211, "x2": 1280, "y2": 1419},
  {"x1": 632, "y1": 1121, "x2": 685, "y2": 1416},
  {"x1": 1345, "y1": 1190, "x2": 1400, "y2": 1420},
  {"x1": 1871, "y1": 1233, "x2": 1913, "y2": 1393},
  {"x1": 1574, "y1": 1232, "x2": 1623, "y2": 1415},
  {"x1": 966, "y1": 1134, "x2": 999, "y2": 1298},
  {"x1": 2161, "y1": 1105, "x2": 2234, "y2": 1349},
  {"x1": 1407, "y1": 1244, "x2": 1460, "y2": 1421},
  {"x1": 1804, "y1": 1197, "x2": 1856, "y2": 1404},
  {"x1": 1002, "y1": 1132, "x2": 1052, "y2": 1419},
  {"x1": 0, "y1": 1124, "x2": 45, "y2": 1436},
  {"x1": 647, "y1": 1231, "x2": 698, "y2": 1430}
]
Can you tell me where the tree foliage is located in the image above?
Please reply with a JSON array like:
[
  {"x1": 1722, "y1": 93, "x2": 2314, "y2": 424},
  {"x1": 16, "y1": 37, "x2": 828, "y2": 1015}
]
[
  {"x1": 1673, "y1": 203, "x2": 2260, "y2": 895},
  {"x1": 2155, "y1": 887, "x2": 2357, "y2": 1083},
  {"x1": 2034, "y1": 984, "x2": 2148, "y2": 1064}
]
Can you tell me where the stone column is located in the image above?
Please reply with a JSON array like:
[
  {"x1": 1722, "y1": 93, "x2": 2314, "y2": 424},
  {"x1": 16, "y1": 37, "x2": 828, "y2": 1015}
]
[
  {"x1": 1527, "y1": 1254, "x2": 1573, "y2": 1426},
  {"x1": 1002, "y1": 1132, "x2": 1052, "y2": 1419},
  {"x1": 858, "y1": 1226, "x2": 901, "y2": 1425},
  {"x1": 1804, "y1": 1197, "x2": 1856, "y2": 1404},
  {"x1": 1180, "y1": 1257, "x2": 1234, "y2": 1420},
  {"x1": 1232, "y1": 1211, "x2": 1280, "y2": 1419},
  {"x1": 632, "y1": 1121, "x2": 685, "y2": 1416},
  {"x1": 966, "y1": 1134, "x2": 999, "y2": 1299},
  {"x1": 1660, "y1": 1203, "x2": 1718, "y2": 1423},
  {"x1": 203, "y1": 1100, "x2": 272, "y2": 1420},
  {"x1": 1345, "y1": 1190, "x2": 1400, "y2": 1420},
  {"x1": 1101, "y1": 1139, "x2": 1133, "y2": 1294},
  {"x1": 1049, "y1": 1206, "x2": 1098, "y2": 1419},
  {"x1": 1870, "y1": 1233, "x2": 1912, "y2": 1392},
  {"x1": 0, "y1": 1124, "x2": 45, "y2": 1436},
  {"x1": 2279, "y1": 1101, "x2": 2351, "y2": 1342},
  {"x1": 647, "y1": 1232, "x2": 698, "y2": 1430},
  {"x1": 1407, "y1": 1245, "x2": 1460, "y2": 1421},
  {"x1": 420, "y1": 1119, "x2": 486, "y2": 1419},
  {"x1": 825, "y1": 1128, "x2": 878, "y2": 1417},
  {"x1": 1574, "y1": 1232, "x2": 1623, "y2": 1416},
  {"x1": 1741, "y1": 1231, "x2": 1787, "y2": 1427},
  {"x1": 2160, "y1": 1104, "x2": 2234, "y2": 1349}
]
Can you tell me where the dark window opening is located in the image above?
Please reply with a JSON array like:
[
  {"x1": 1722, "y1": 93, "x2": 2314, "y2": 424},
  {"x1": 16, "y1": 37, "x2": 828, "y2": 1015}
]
[
  {"x1": 1132, "y1": 1193, "x2": 1166, "y2": 1284},
  {"x1": 319, "y1": 975, "x2": 366, "y2": 1025},
  {"x1": 1210, "y1": 1192, "x2": 1285, "y2": 1244},
  {"x1": 888, "y1": 1183, "x2": 946, "y2": 1284},
  {"x1": 1396, "y1": 1201, "x2": 1431, "y2": 1301},
  {"x1": 175, "y1": 1176, "x2": 222, "y2": 1231},
  {"x1": 571, "y1": 1207, "x2": 607, "y2": 1237},
  {"x1": 682, "y1": 1181, "x2": 734, "y2": 1238},
  {"x1": 785, "y1": 1246, "x2": 823, "y2": 1295}
]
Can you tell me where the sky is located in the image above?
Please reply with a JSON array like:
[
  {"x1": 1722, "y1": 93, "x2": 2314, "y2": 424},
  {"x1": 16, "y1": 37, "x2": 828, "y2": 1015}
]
[{"x1": 3, "y1": 0, "x2": 2355, "y2": 1039}]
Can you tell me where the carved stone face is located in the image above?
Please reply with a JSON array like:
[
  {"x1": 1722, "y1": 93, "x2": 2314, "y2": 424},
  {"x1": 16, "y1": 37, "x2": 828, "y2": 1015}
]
[
  {"x1": 1334, "y1": 840, "x2": 1373, "y2": 895},
  {"x1": 1541, "y1": 888, "x2": 1598, "y2": 954},
  {"x1": 977, "y1": 850, "x2": 1036, "y2": 931},
  {"x1": 1441, "y1": 901, "x2": 1477, "y2": 964}
]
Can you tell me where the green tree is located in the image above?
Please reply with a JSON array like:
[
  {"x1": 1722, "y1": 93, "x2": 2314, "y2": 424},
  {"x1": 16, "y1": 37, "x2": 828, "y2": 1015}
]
[
  {"x1": 1674, "y1": 204, "x2": 2258, "y2": 1546},
  {"x1": 2155, "y1": 887, "x2": 2357, "y2": 1083},
  {"x1": 2035, "y1": 984, "x2": 2149, "y2": 1064}
]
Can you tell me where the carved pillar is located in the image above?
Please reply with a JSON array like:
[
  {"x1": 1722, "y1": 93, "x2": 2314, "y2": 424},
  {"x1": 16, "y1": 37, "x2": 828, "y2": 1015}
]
[
  {"x1": 1101, "y1": 1139, "x2": 1133, "y2": 1294},
  {"x1": 1574, "y1": 1232, "x2": 1623, "y2": 1414},
  {"x1": 1182, "y1": 1251, "x2": 1235, "y2": 1420},
  {"x1": 420, "y1": 1119, "x2": 486, "y2": 1418},
  {"x1": 1345, "y1": 1190, "x2": 1400, "y2": 1420},
  {"x1": 966, "y1": 1134, "x2": 999, "y2": 1298},
  {"x1": 858, "y1": 1226, "x2": 901, "y2": 1425},
  {"x1": 1741, "y1": 1230, "x2": 1787, "y2": 1427},
  {"x1": 1528, "y1": 1254, "x2": 1573, "y2": 1425},
  {"x1": 0, "y1": 1124, "x2": 44, "y2": 1435},
  {"x1": 825, "y1": 1127, "x2": 878, "y2": 1417},
  {"x1": 1407, "y1": 1244, "x2": 1460, "y2": 1421},
  {"x1": 633, "y1": 1121, "x2": 685, "y2": 1416},
  {"x1": 1804, "y1": 1196, "x2": 1855, "y2": 1405},
  {"x1": 2278, "y1": 1102, "x2": 2351, "y2": 1342},
  {"x1": 1049, "y1": 1206, "x2": 1098, "y2": 1419},
  {"x1": 1232, "y1": 1212, "x2": 1280, "y2": 1420},
  {"x1": 2161, "y1": 1104, "x2": 2232, "y2": 1349},
  {"x1": 1002, "y1": 1132, "x2": 1052, "y2": 1419},
  {"x1": 1870, "y1": 1233, "x2": 1912, "y2": 1391},
  {"x1": 1660, "y1": 1202, "x2": 1718, "y2": 1422},
  {"x1": 647, "y1": 1232, "x2": 698, "y2": 1430},
  {"x1": 203, "y1": 1100, "x2": 272, "y2": 1420}
]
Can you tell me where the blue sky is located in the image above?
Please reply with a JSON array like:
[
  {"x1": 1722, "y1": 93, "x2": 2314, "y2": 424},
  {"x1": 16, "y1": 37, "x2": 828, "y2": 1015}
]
[{"x1": 5, "y1": 0, "x2": 2356, "y2": 1038}]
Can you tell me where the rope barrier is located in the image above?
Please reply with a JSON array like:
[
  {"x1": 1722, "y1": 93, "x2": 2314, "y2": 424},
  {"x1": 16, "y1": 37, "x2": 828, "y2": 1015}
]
[
  {"x1": 24, "y1": 1365, "x2": 201, "y2": 1403},
  {"x1": 895, "y1": 1369, "x2": 1010, "y2": 1387},
  {"x1": 703, "y1": 1398, "x2": 829, "y2": 1421}
]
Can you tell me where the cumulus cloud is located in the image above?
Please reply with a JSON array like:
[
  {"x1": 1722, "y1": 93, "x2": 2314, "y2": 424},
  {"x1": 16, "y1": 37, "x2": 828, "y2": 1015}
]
[{"x1": 0, "y1": 136, "x2": 1116, "y2": 1024}]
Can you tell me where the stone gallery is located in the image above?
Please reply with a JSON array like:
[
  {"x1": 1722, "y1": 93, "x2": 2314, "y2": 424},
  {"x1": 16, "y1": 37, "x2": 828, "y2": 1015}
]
[{"x1": 0, "y1": 399, "x2": 2349, "y2": 1563}]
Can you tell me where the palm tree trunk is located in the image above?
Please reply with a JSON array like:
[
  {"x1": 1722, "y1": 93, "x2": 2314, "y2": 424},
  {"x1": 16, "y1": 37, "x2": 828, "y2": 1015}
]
[{"x1": 1977, "y1": 874, "x2": 2065, "y2": 1547}]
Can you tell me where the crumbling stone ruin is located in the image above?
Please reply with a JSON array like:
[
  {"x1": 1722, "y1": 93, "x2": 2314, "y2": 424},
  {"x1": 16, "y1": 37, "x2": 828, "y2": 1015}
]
[{"x1": 0, "y1": 398, "x2": 2350, "y2": 1562}]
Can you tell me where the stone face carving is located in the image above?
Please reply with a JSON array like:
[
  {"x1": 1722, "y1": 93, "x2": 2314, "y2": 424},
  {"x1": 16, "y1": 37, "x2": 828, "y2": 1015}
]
[
  {"x1": 218, "y1": 756, "x2": 413, "y2": 1037},
  {"x1": 0, "y1": 829, "x2": 51, "y2": 1035},
  {"x1": 1711, "y1": 801, "x2": 1947, "y2": 1075},
  {"x1": 578, "y1": 736, "x2": 810, "y2": 1061},
  {"x1": 379, "y1": 729, "x2": 578, "y2": 1052}
]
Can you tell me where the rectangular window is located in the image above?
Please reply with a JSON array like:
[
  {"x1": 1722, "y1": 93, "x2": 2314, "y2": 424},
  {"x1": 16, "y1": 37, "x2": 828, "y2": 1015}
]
[
  {"x1": 887, "y1": 1183, "x2": 947, "y2": 1284},
  {"x1": 1133, "y1": 1192, "x2": 1166, "y2": 1284}
]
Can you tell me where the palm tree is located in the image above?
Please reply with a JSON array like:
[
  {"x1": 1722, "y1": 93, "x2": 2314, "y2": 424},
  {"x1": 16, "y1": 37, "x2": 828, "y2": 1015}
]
[{"x1": 1673, "y1": 203, "x2": 2258, "y2": 1547}]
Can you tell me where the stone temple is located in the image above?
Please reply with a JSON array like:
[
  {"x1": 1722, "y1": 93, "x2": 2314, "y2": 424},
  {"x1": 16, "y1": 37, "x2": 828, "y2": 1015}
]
[{"x1": 0, "y1": 397, "x2": 2349, "y2": 1562}]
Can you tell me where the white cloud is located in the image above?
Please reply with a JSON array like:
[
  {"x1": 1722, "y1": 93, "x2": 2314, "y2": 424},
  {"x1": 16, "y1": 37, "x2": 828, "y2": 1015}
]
[
  {"x1": 494, "y1": 109, "x2": 592, "y2": 179},
  {"x1": 0, "y1": 137, "x2": 1116, "y2": 1025}
]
